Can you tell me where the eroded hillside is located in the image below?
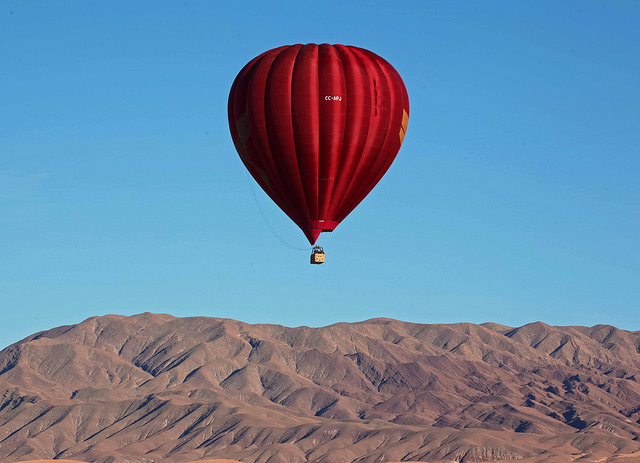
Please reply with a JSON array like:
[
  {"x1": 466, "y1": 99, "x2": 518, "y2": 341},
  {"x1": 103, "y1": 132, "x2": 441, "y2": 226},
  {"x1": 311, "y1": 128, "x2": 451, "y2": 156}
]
[{"x1": 1, "y1": 313, "x2": 639, "y2": 462}]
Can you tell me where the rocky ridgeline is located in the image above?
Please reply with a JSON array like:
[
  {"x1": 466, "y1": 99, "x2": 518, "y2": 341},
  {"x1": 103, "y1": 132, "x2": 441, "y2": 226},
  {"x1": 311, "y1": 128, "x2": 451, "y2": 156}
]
[{"x1": 1, "y1": 313, "x2": 639, "y2": 462}]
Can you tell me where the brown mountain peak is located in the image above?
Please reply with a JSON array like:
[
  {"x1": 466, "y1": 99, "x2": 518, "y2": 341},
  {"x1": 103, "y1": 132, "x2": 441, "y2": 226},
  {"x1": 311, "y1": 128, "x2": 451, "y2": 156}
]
[{"x1": 1, "y1": 314, "x2": 639, "y2": 463}]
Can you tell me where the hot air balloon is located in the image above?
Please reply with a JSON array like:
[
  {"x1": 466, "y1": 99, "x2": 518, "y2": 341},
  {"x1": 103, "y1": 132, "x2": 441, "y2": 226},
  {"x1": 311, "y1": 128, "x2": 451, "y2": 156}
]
[{"x1": 228, "y1": 44, "x2": 409, "y2": 262}]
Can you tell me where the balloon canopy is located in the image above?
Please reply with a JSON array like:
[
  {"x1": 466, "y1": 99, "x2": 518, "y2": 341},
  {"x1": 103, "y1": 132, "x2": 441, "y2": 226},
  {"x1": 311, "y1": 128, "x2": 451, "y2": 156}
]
[{"x1": 228, "y1": 43, "x2": 409, "y2": 245}]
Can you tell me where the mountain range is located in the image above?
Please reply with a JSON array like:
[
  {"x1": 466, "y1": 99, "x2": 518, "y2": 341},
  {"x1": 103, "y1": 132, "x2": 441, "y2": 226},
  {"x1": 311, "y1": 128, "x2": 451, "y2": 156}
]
[{"x1": 1, "y1": 313, "x2": 639, "y2": 462}]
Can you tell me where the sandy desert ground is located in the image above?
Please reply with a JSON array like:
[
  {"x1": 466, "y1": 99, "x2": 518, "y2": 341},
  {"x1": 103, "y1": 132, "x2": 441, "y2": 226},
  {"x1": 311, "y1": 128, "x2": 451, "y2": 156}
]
[
  {"x1": 13, "y1": 455, "x2": 640, "y2": 462},
  {"x1": 17, "y1": 460, "x2": 245, "y2": 463}
]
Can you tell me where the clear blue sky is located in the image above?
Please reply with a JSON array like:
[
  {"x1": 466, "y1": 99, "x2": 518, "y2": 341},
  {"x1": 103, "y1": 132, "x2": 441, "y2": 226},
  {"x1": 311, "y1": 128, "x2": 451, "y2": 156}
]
[{"x1": 2, "y1": 1, "x2": 639, "y2": 349}]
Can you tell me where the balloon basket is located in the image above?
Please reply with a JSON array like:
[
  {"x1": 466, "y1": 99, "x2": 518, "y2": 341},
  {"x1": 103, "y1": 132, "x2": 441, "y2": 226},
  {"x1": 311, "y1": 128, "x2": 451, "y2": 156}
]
[{"x1": 310, "y1": 246, "x2": 325, "y2": 265}]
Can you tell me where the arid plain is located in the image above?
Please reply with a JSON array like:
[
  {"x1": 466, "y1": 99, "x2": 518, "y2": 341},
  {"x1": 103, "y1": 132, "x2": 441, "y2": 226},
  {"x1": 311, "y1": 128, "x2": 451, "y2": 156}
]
[{"x1": 1, "y1": 313, "x2": 639, "y2": 462}]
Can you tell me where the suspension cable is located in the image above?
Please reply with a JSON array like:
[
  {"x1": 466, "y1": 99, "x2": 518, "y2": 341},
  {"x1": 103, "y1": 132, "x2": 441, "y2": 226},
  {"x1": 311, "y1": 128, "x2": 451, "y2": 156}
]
[{"x1": 246, "y1": 172, "x2": 311, "y2": 252}]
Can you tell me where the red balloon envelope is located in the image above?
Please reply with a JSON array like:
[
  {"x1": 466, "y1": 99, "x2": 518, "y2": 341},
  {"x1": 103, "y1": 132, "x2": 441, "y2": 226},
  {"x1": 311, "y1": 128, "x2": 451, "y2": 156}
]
[{"x1": 228, "y1": 44, "x2": 409, "y2": 244}]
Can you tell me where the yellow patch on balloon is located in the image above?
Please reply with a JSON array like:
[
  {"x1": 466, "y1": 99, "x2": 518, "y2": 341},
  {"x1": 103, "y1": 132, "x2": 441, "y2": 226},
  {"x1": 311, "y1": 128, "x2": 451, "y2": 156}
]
[{"x1": 399, "y1": 109, "x2": 409, "y2": 143}]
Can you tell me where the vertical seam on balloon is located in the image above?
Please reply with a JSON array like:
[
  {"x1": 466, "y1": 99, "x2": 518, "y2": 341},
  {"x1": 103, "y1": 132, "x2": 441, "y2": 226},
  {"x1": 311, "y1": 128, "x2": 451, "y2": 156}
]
[
  {"x1": 230, "y1": 56, "x2": 283, "y2": 205},
  {"x1": 326, "y1": 44, "x2": 346, "y2": 219},
  {"x1": 374, "y1": 78, "x2": 378, "y2": 117},
  {"x1": 325, "y1": 45, "x2": 356, "y2": 221},
  {"x1": 318, "y1": 44, "x2": 345, "y2": 222},
  {"x1": 292, "y1": 43, "x2": 317, "y2": 225},
  {"x1": 353, "y1": 56, "x2": 396, "y2": 208},
  {"x1": 312, "y1": 44, "x2": 321, "y2": 222},
  {"x1": 267, "y1": 45, "x2": 312, "y2": 228},
  {"x1": 250, "y1": 49, "x2": 302, "y2": 225},
  {"x1": 247, "y1": 53, "x2": 283, "y2": 197},
  {"x1": 332, "y1": 48, "x2": 381, "y2": 218},
  {"x1": 350, "y1": 57, "x2": 400, "y2": 212}
]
